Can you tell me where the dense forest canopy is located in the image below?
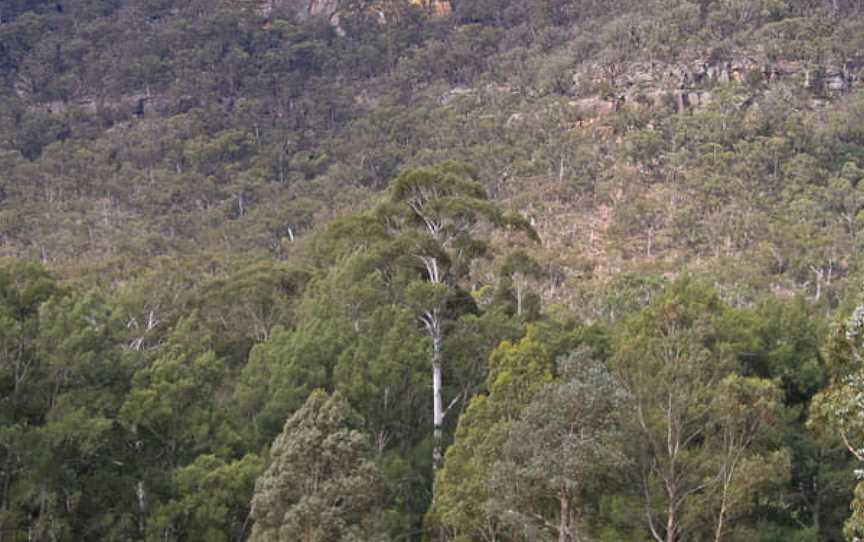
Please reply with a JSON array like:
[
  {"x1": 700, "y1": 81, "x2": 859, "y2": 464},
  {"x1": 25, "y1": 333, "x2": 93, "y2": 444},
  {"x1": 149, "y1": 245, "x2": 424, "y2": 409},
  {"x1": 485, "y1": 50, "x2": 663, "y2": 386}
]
[{"x1": 3, "y1": 0, "x2": 864, "y2": 540}]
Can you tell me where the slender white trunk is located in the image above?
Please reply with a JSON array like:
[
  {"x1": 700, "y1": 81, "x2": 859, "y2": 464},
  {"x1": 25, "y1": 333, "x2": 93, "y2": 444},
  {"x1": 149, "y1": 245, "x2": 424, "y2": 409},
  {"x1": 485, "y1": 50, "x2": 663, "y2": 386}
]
[
  {"x1": 516, "y1": 283, "x2": 523, "y2": 316},
  {"x1": 419, "y1": 254, "x2": 448, "y2": 470},
  {"x1": 431, "y1": 310, "x2": 444, "y2": 470},
  {"x1": 666, "y1": 503, "x2": 677, "y2": 542},
  {"x1": 714, "y1": 478, "x2": 728, "y2": 542},
  {"x1": 558, "y1": 486, "x2": 576, "y2": 542},
  {"x1": 137, "y1": 480, "x2": 146, "y2": 535}
]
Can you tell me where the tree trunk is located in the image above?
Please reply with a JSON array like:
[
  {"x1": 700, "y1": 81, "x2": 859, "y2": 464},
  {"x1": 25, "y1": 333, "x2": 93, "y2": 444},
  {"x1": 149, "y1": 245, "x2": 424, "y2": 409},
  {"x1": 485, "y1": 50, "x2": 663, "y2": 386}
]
[
  {"x1": 136, "y1": 480, "x2": 147, "y2": 536},
  {"x1": 516, "y1": 284, "x2": 523, "y2": 317},
  {"x1": 431, "y1": 309, "x2": 444, "y2": 470},
  {"x1": 812, "y1": 481, "x2": 821, "y2": 537},
  {"x1": 666, "y1": 504, "x2": 677, "y2": 542},
  {"x1": 715, "y1": 454, "x2": 739, "y2": 542},
  {"x1": 714, "y1": 480, "x2": 728, "y2": 542},
  {"x1": 0, "y1": 456, "x2": 8, "y2": 542},
  {"x1": 419, "y1": 253, "x2": 448, "y2": 471},
  {"x1": 559, "y1": 488, "x2": 576, "y2": 542}
]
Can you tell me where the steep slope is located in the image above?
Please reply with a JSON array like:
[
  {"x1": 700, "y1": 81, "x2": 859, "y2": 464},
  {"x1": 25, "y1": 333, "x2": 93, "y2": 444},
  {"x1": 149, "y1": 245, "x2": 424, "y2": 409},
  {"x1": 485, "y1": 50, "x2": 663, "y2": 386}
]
[
  {"x1": 0, "y1": 0, "x2": 863, "y2": 311},
  {"x1": 3, "y1": 3, "x2": 864, "y2": 541}
]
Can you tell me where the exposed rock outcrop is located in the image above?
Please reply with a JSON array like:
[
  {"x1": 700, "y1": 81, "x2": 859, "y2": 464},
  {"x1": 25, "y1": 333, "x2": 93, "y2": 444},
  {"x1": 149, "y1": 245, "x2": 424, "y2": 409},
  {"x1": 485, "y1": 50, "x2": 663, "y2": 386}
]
[
  {"x1": 258, "y1": 0, "x2": 450, "y2": 22},
  {"x1": 569, "y1": 53, "x2": 862, "y2": 116},
  {"x1": 415, "y1": 0, "x2": 451, "y2": 17}
]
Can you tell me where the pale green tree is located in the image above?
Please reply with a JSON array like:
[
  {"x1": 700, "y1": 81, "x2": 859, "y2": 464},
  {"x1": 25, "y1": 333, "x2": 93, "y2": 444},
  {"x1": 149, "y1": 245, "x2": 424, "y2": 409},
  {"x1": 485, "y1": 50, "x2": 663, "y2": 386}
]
[
  {"x1": 811, "y1": 303, "x2": 864, "y2": 540},
  {"x1": 488, "y1": 347, "x2": 630, "y2": 542},
  {"x1": 429, "y1": 326, "x2": 553, "y2": 540}
]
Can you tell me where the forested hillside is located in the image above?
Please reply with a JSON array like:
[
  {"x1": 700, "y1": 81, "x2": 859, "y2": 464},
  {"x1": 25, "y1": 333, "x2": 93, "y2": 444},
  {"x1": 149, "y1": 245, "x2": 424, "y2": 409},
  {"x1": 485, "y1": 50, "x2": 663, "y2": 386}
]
[{"x1": 3, "y1": 0, "x2": 864, "y2": 540}]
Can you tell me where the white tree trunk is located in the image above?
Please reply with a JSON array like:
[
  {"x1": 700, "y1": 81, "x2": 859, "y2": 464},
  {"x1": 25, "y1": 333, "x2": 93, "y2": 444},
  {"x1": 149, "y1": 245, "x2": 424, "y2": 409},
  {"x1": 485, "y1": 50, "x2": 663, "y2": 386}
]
[
  {"x1": 558, "y1": 487, "x2": 577, "y2": 542},
  {"x1": 431, "y1": 309, "x2": 444, "y2": 470},
  {"x1": 136, "y1": 480, "x2": 146, "y2": 535}
]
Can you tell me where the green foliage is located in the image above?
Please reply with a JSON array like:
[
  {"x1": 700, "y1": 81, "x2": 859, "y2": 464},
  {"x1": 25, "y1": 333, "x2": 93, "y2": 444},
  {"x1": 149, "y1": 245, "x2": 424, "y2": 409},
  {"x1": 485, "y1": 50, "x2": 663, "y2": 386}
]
[
  {"x1": 429, "y1": 326, "x2": 554, "y2": 539},
  {"x1": 248, "y1": 390, "x2": 384, "y2": 542},
  {"x1": 0, "y1": 255, "x2": 854, "y2": 541},
  {"x1": 810, "y1": 301, "x2": 864, "y2": 540},
  {"x1": 487, "y1": 347, "x2": 631, "y2": 541},
  {"x1": 157, "y1": 454, "x2": 265, "y2": 542},
  {"x1": 608, "y1": 278, "x2": 801, "y2": 541},
  {"x1": 2, "y1": 0, "x2": 864, "y2": 539}
]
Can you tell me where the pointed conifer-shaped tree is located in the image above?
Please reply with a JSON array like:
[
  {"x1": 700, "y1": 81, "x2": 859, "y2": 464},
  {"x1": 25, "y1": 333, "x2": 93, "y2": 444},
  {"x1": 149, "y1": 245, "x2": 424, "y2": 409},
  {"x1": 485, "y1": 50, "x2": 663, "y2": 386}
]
[{"x1": 248, "y1": 390, "x2": 383, "y2": 542}]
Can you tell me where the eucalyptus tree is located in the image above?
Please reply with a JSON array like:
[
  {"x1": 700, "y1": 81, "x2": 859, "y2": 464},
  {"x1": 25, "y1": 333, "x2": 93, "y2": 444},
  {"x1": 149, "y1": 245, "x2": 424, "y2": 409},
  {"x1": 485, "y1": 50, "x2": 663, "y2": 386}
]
[
  {"x1": 611, "y1": 279, "x2": 734, "y2": 542},
  {"x1": 811, "y1": 303, "x2": 864, "y2": 539},
  {"x1": 489, "y1": 347, "x2": 630, "y2": 542},
  {"x1": 611, "y1": 278, "x2": 787, "y2": 542},
  {"x1": 499, "y1": 249, "x2": 544, "y2": 319},
  {"x1": 0, "y1": 263, "x2": 61, "y2": 541},
  {"x1": 429, "y1": 326, "x2": 555, "y2": 540},
  {"x1": 376, "y1": 162, "x2": 536, "y2": 469}
]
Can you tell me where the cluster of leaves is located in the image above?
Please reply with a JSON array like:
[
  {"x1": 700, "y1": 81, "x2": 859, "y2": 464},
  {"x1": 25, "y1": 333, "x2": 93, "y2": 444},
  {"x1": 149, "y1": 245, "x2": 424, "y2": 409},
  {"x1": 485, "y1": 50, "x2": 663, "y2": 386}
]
[
  {"x1": 0, "y1": 257, "x2": 306, "y2": 542},
  {"x1": 1, "y1": 233, "x2": 860, "y2": 541},
  {"x1": 429, "y1": 277, "x2": 856, "y2": 542},
  {"x1": 0, "y1": 162, "x2": 544, "y2": 541}
]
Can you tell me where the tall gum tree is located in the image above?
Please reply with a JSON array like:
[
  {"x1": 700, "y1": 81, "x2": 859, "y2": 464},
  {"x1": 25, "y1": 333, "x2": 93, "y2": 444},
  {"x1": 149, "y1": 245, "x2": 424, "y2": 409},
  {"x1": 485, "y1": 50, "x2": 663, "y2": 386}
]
[{"x1": 377, "y1": 161, "x2": 537, "y2": 469}]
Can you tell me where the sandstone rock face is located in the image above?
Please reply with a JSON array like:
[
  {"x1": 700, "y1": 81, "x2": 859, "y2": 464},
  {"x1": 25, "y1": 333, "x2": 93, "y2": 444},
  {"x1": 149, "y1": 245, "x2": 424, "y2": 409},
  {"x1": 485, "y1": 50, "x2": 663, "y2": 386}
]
[
  {"x1": 567, "y1": 53, "x2": 861, "y2": 116},
  {"x1": 261, "y1": 0, "x2": 451, "y2": 21},
  {"x1": 273, "y1": 0, "x2": 339, "y2": 20},
  {"x1": 307, "y1": 0, "x2": 340, "y2": 18},
  {"x1": 411, "y1": 0, "x2": 451, "y2": 17}
]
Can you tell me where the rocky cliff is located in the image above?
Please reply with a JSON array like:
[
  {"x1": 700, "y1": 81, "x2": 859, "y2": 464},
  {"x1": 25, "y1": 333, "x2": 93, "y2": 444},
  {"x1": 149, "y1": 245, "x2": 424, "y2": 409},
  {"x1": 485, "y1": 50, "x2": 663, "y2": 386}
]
[
  {"x1": 566, "y1": 54, "x2": 862, "y2": 117},
  {"x1": 259, "y1": 0, "x2": 450, "y2": 21}
]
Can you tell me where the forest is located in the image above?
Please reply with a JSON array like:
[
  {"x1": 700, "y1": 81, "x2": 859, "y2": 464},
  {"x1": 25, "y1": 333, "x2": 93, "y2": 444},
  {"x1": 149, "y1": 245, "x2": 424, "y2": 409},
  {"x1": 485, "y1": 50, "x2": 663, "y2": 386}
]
[{"x1": 3, "y1": 0, "x2": 864, "y2": 540}]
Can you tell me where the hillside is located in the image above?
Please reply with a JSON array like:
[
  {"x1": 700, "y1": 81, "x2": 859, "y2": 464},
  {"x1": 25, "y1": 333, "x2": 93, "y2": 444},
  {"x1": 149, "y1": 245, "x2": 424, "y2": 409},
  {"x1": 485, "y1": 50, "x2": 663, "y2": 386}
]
[
  {"x1": 3, "y1": 1, "x2": 864, "y2": 541},
  {"x1": 0, "y1": 0, "x2": 861, "y2": 305}
]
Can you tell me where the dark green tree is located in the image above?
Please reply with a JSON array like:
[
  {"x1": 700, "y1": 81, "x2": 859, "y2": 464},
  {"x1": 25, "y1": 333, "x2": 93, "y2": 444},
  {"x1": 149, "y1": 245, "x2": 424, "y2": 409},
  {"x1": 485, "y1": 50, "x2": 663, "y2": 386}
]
[
  {"x1": 612, "y1": 278, "x2": 788, "y2": 542},
  {"x1": 248, "y1": 390, "x2": 384, "y2": 542}
]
